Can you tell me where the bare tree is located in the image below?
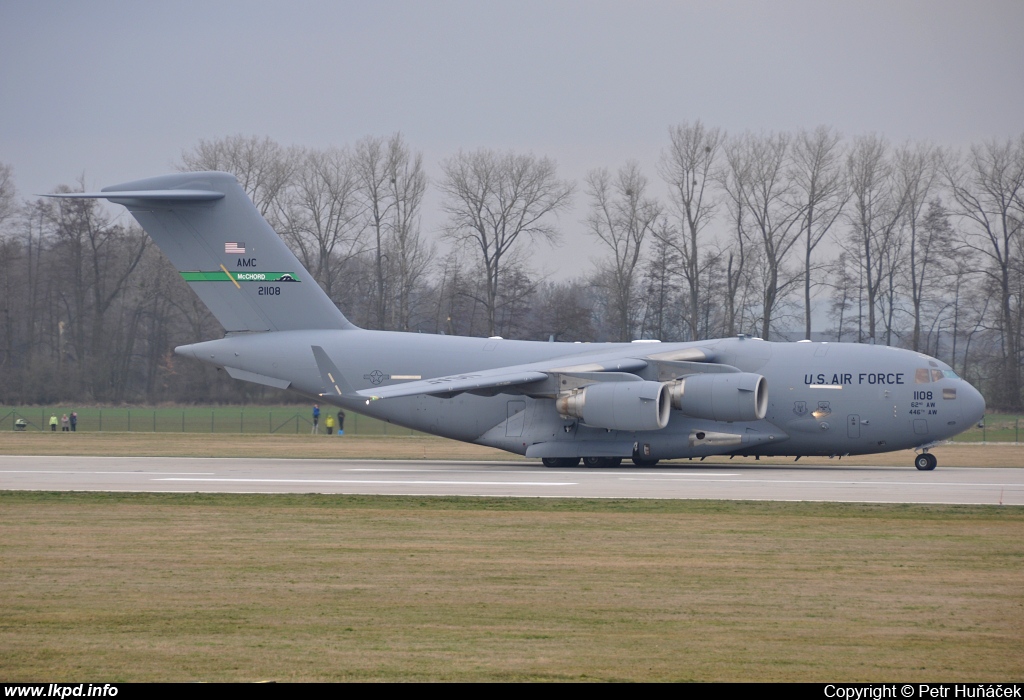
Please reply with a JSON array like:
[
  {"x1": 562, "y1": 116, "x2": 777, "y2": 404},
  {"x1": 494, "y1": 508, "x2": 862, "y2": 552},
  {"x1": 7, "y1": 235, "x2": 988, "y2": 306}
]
[
  {"x1": 354, "y1": 135, "x2": 395, "y2": 329},
  {"x1": 279, "y1": 147, "x2": 364, "y2": 302},
  {"x1": 354, "y1": 134, "x2": 431, "y2": 330},
  {"x1": 722, "y1": 132, "x2": 805, "y2": 339},
  {"x1": 439, "y1": 149, "x2": 574, "y2": 337},
  {"x1": 180, "y1": 135, "x2": 296, "y2": 219},
  {"x1": 640, "y1": 224, "x2": 682, "y2": 341},
  {"x1": 943, "y1": 136, "x2": 1024, "y2": 408},
  {"x1": 585, "y1": 162, "x2": 662, "y2": 341},
  {"x1": 528, "y1": 279, "x2": 597, "y2": 342},
  {"x1": 0, "y1": 162, "x2": 15, "y2": 231},
  {"x1": 45, "y1": 189, "x2": 148, "y2": 399},
  {"x1": 846, "y1": 134, "x2": 908, "y2": 342},
  {"x1": 791, "y1": 126, "x2": 848, "y2": 338},
  {"x1": 658, "y1": 121, "x2": 723, "y2": 340},
  {"x1": 894, "y1": 144, "x2": 941, "y2": 351},
  {"x1": 717, "y1": 148, "x2": 753, "y2": 337}
]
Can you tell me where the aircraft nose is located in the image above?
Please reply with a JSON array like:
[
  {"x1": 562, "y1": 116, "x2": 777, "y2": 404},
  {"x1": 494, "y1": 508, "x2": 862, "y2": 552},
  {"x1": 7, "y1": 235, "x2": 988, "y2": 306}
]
[{"x1": 962, "y1": 382, "x2": 986, "y2": 426}]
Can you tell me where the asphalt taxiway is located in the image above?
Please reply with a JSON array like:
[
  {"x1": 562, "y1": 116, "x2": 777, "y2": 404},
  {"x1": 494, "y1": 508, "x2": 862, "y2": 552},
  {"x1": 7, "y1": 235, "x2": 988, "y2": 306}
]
[{"x1": 1, "y1": 455, "x2": 1022, "y2": 504}]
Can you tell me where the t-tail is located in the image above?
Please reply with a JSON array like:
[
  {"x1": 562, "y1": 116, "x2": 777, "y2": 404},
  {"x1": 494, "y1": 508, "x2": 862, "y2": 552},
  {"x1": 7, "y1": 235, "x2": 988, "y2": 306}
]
[{"x1": 49, "y1": 171, "x2": 356, "y2": 333}]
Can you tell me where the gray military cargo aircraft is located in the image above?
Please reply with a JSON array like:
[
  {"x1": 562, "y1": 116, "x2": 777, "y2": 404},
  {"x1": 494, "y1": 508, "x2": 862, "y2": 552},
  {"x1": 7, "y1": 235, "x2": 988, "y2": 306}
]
[{"x1": 53, "y1": 172, "x2": 986, "y2": 470}]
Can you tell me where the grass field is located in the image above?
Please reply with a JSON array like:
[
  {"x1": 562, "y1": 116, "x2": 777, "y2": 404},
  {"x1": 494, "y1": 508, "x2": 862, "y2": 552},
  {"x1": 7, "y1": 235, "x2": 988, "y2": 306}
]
[
  {"x1": 1, "y1": 492, "x2": 1021, "y2": 682},
  {"x1": 1, "y1": 431, "x2": 1023, "y2": 467},
  {"x1": 2, "y1": 427, "x2": 1021, "y2": 682}
]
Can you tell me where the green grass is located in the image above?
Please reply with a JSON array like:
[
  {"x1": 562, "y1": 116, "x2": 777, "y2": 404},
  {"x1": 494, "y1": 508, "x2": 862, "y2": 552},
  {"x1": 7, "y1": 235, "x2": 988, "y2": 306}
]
[
  {"x1": 1, "y1": 492, "x2": 1021, "y2": 682},
  {"x1": 0, "y1": 405, "x2": 422, "y2": 436},
  {"x1": 951, "y1": 414, "x2": 1023, "y2": 443}
]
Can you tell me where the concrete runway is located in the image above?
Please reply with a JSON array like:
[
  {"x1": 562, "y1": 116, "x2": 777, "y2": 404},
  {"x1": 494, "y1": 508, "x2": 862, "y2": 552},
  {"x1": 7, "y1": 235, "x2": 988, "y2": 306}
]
[{"x1": 1, "y1": 455, "x2": 1022, "y2": 504}]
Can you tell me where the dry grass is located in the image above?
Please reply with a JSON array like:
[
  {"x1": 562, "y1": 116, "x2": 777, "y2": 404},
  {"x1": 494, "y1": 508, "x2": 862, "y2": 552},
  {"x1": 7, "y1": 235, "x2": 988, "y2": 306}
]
[
  {"x1": 0, "y1": 493, "x2": 1021, "y2": 682},
  {"x1": 0, "y1": 431, "x2": 1021, "y2": 467}
]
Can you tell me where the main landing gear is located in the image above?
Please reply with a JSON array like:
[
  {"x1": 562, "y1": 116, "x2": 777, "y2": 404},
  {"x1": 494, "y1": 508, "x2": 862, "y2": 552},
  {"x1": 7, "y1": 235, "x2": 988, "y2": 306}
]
[
  {"x1": 542, "y1": 456, "x2": 661, "y2": 468},
  {"x1": 542, "y1": 457, "x2": 580, "y2": 468},
  {"x1": 583, "y1": 457, "x2": 622, "y2": 468},
  {"x1": 914, "y1": 452, "x2": 937, "y2": 471}
]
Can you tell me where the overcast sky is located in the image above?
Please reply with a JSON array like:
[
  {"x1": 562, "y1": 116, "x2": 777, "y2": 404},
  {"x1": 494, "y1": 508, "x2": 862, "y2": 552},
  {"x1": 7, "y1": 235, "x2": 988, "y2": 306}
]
[{"x1": 2, "y1": 0, "x2": 1022, "y2": 277}]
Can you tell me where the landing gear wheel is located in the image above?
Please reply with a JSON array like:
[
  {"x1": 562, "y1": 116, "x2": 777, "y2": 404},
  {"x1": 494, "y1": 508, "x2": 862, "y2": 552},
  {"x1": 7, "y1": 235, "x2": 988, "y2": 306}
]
[
  {"x1": 583, "y1": 457, "x2": 622, "y2": 468},
  {"x1": 542, "y1": 457, "x2": 580, "y2": 468},
  {"x1": 915, "y1": 453, "x2": 937, "y2": 471},
  {"x1": 632, "y1": 457, "x2": 660, "y2": 467}
]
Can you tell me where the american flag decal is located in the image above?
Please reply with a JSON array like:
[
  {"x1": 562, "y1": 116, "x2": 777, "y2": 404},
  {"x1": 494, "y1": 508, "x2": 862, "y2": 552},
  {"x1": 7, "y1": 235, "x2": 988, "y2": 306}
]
[{"x1": 225, "y1": 242, "x2": 245, "y2": 254}]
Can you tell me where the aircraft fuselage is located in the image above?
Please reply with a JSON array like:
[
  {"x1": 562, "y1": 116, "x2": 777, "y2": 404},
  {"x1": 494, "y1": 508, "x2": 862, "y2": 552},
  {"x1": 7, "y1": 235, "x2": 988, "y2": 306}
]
[{"x1": 177, "y1": 331, "x2": 986, "y2": 462}]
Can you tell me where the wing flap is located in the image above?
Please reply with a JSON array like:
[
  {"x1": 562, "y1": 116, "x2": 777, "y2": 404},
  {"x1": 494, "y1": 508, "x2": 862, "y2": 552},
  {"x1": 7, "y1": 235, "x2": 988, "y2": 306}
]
[{"x1": 359, "y1": 369, "x2": 549, "y2": 401}]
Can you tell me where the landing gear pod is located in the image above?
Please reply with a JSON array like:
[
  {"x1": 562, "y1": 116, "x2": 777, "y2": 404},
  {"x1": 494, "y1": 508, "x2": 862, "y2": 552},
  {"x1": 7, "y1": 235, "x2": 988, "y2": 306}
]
[
  {"x1": 556, "y1": 380, "x2": 672, "y2": 431},
  {"x1": 669, "y1": 373, "x2": 768, "y2": 422}
]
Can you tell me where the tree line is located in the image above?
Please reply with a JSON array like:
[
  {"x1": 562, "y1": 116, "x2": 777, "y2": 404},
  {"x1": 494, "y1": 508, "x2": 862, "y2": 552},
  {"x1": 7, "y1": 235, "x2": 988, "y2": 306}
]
[{"x1": 0, "y1": 125, "x2": 1021, "y2": 409}]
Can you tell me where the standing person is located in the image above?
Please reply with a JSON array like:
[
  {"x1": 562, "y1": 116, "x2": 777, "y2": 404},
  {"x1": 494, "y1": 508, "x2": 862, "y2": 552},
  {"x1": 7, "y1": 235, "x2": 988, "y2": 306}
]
[
  {"x1": 324, "y1": 413, "x2": 334, "y2": 435},
  {"x1": 49, "y1": 414, "x2": 58, "y2": 432},
  {"x1": 70, "y1": 411, "x2": 77, "y2": 432},
  {"x1": 311, "y1": 404, "x2": 320, "y2": 434},
  {"x1": 337, "y1": 409, "x2": 345, "y2": 436},
  {"x1": 61, "y1": 414, "x2": 69, "y2": 432}
]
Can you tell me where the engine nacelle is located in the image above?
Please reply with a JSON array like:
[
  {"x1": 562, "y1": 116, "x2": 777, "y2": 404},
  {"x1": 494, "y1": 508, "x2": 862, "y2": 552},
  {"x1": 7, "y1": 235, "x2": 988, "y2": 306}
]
[
  {"x1": 669, "y1": 372, "x2": 768, "y2": 422},
  {"x1": 556, "y1": 380, "x2": 671, "y2": 431}
]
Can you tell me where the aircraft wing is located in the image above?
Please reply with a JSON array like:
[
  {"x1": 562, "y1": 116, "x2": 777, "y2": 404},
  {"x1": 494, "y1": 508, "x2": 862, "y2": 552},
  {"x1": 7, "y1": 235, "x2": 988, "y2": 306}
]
[
  {"x1": 357, "y1": 346, "x2": 718, "y2": 401},
  {"x1": 358, "y1": 367, "x2": 552, "y2": 401}
]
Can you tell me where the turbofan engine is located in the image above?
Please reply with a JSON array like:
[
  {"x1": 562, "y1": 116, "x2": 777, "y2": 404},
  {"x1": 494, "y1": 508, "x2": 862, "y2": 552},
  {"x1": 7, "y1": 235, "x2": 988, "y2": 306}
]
[
  {"x1": 668, "y1": 372, "x2": 768, "y2": 422},
  {"x1": 556, "y1": 380, "x2": 671, "y2": 431}
]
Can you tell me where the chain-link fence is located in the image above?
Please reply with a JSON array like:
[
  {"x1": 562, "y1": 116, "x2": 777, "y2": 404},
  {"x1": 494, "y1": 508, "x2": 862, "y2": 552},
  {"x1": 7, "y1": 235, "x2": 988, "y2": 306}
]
[
  {"x1": 0, "y1": 406, "x2": 421, "y2": 436},
  {"x1": 1, "y1": 406, "x2": 1018, "y2": 442}
]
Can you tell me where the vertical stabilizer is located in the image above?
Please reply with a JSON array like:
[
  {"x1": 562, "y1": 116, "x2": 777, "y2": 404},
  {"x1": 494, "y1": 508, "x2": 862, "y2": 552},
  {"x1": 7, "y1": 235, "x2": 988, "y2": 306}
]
[{"x1": 54, "y1": 171, "x2": 356, "y2": 333}]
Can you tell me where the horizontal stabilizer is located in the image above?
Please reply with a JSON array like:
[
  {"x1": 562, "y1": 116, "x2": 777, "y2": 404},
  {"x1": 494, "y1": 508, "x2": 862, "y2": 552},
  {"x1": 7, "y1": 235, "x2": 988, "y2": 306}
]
[{"x1": 46, "y1": 190, "x2": 225, "y2": 202}]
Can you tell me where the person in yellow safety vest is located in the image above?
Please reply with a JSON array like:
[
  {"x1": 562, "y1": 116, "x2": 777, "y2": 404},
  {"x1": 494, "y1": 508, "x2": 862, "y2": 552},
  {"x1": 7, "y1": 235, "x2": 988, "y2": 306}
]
[
  {"x1": 324, "y1": 413, "x2": 335, "y2": 435},
  {"x1": 49, "y1": 415, "x2": 58, "y2": 432}
]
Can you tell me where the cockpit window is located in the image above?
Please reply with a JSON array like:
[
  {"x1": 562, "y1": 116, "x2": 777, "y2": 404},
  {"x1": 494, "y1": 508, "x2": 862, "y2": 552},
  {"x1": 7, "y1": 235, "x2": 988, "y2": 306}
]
[
  {"x1": 942, "y1": 370, "x2": 959, "y2": 379},
  {"x1": 915, "y1": 368, "x2": 931, "y2": 383},
  {"x1": 931, "y1": 369, "x2": 945, "y2": 382}
]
